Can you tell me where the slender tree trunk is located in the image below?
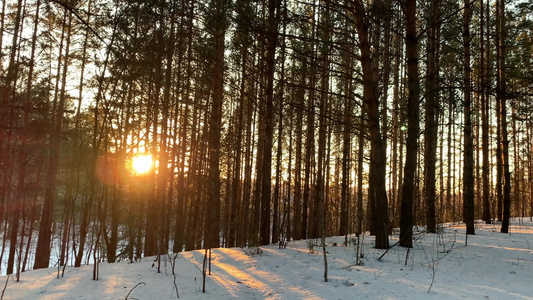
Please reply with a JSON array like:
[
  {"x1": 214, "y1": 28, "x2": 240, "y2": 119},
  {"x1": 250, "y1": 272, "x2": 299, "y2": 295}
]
[
  {"x1": 463, "y1": 0, "x2": 475, "y2": 235},
  {"x1": 425, "y1": 0, "x2": 441, "y2": 233},
  {"x1": 339, "y1": 58, "x2": 352, "y2": 237},
  {"x1": 527, "y1": 120, "x2": 533, "y2": 221},
  {"x1": 400, "y1": 0, "x2": 420, "y2": 248},
  {"x1": 285, "y1": 110, "x2": 292, "y2": 241},
  {"x1": 512, "y1": 102, "x2": 520, "y2": 218},
  {"x1": 302, "y1": 11, "x2": 317, "y2": 240},
  {"x1": 498, "y1": 0, "x2": 511, "y2": 233},
  {"x1": 157, "y1": 4, "x2": 175, "y2": 256},
  {"x1": 174, "y1": 0, "x2": 195, "y2": 253},
  {"x1": 22, "y1": 194, "x2": 39, "y2": 272},
  {"x1": 495, "y1": 0, "x2": 503, "y2": 223},
  {"x1": 228, "y1": 51, "x2": 246, "y2": 248},
  {"x1": 0, "y1": 0, "x2": 23, "y2": 255},
  {"x1": 293, "y1": 60, "x2": 305, "y2": 240},
  {"x1": 17, "y1": 0, "x2": 41, "y2": 276},
  {"x1": 356, "y1": 107, "x2": 365, "y2": 236},
  {"x1": 253, "y1": 73, "x2": 265, "y2": 245},
  {"x1": 59, "y1": 12, "x2": 75, "y2": 267},
  {"x1": 390, "y1": 20, "x2": 402, "y2": 228},
  {"x1": 480, "y1": 0, "x2": 492, "y2": 225},
  {"x1": 7, "y1": 0, "x2": 35, "y2": 276},
  {"x1": 260, "y1": 0, "x2": 279, "y2": 245},
  {"x1": 34, "y1": 9, "x2": 72, "y2": 270},
  {"x1": 446, "y1": 84, "x2": 453, "y2": 222},
  {"x1": 0, "y1": 0, "x2": 6, "y2": 67},
  {"x1": 145, "y1": 65, "x2": 161, "y2": 257},
  {"x1": 273, "y1": 100, "x2": 282, "y2": 244},
  {"x1": 272, "y1": 5, "x2": 286, "y2": 244},
  {"x1": 312, "y1": 0, "x2": 331, "y2": 240}
]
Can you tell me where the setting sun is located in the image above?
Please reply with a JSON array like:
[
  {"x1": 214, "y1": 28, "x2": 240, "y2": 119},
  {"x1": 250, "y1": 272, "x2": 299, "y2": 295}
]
[{"x1": 132, "y1": 154, "x2": 153, "y2": 174}]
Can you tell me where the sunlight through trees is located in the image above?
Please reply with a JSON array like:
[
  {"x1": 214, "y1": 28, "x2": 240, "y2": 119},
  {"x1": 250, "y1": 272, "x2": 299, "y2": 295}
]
[{"x1": 0, "y1": 0, "x2": 532, "y2": 277}]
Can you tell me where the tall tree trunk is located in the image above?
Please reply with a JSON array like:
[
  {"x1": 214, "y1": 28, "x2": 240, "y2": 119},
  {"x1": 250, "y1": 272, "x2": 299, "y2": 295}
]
[
  {"x1": 174, "y1": 0, "x2": 195, "y2": 253},
  {"x1": 241, "y1": 77, "x2": 255, "y2": 246},
  {"x1": 6, "y1": 0, "x2": 33, "y2": 276},
  {"x1": 352, "y1": 0, "x2": 389, "y2": 249},
  {"x1": 34, "y1": 9, "x2": 71, "y2": 270},
  {"x1": 498, "y1": 0, "x2": 511, "y2": 233},
  {"x1": 425, "y1": 0, "x2": 441, "y2": 233},
  {"x1": 527, "y1": 120, "x2": 533, "y2": 221},
  {"x1": 356, "y1": 106, "x2": 365, "y2": 236},
  {"x1": 228, "y1": 50, "x2": 246, "y2": 248},
  {"x1": 480, "y1": 0, "x2": 492, "y2": 224},
  {"x1": 302, "y1": 108, "x2": 313, "y2": 240},
  {"x1": 260, "y1": 0, "x2": 279, "y2": 245},
  {"x1": 495, "y1": 0, "x2": 503, "y2": 223},
  {"x1": 463, "y1": 0, "x2": 475, "y2": 235},
  {"x1": 0, "y1": 0, "x2": 23, "y2": 249},
  {"x1": 253, "y1": 73, "x2": 265, "y2": 245},
  {"x1": 400, "y1": 0, "x2": 420, "y2": 248},
  {"x1": 0, "y1": 0, "x2": 6, "y2": 67},
  {"x1": 15, "y1": 0, "x2": 41, "y2": 277},
  {"x1": 293, "y1": 60, "x2": 305, "y2": 240},
  {"x1": 206, "y1": 0, "x2": 227, "y2": 248},
  {"x1": 302, "y1": 7, "x2": 318, "y2": 240},
  {"x1": 446, "y1": 83, "x2": 453, "y2": 222},
  {"x1": 272, "y1": 4, "x2": 286, "y2": 244},
  {"x1": 389, "y1": 18, "x2": 402, "y2": 228},
  {"x1": 145, "y1": 58, "x2": 162, "y2": 257},
  {"x1": 339, "y1": 56, "x2": 352, "y2": 237},
  {"x1": 511, "y1": 102, "x2": 520, "y2": 218},
  {"x1": 312, "y1": 0, "x2": 331, "y2": 240},
  {"x1": 272, "y1": 96, "x2": 282, "y2": 245},
  {"x1": 157, "y1": 3, "x2": 175, "y2": 256}
]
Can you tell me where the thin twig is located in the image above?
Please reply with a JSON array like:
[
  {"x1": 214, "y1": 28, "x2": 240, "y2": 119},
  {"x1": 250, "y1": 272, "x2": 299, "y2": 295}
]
[
  {"x1": 378, "y1": 240, "x2": 400, "y2": 261},
  {"x1": 168, "y1": 254, "x2": 180, "y2": 298},
  {"x1": 1, "y1": 275, "x2": 10, "y2": 300},
  {"x1": 125, "y1": 282, "x2": 145, "y2": 300}
]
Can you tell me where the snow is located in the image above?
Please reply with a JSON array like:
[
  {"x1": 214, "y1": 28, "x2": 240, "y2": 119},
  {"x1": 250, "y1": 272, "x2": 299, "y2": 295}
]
[{"x1": 1, "y1": 220, "x2": 533, "y2": 300}]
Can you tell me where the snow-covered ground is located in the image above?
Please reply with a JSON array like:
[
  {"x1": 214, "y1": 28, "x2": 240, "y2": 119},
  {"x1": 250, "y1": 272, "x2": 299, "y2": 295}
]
[{"x1": 1, "y1": 219, "x2": 532, "y2": 299}]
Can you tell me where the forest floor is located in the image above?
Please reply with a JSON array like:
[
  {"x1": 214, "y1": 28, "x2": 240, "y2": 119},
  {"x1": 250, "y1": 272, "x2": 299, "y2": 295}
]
[{"x1": 1, "y1": 219, "x2": 532, "y2": 299}]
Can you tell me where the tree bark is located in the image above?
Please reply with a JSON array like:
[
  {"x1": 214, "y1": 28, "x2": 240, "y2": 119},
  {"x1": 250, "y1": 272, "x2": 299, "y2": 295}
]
[
  {"x1": 352, "y1": 0, "x2": 389, "y2": 249},
  {"x1": 480, "y1": 0, "x2": 492, "y2": 224},
  {"x1": 424, "y1": 0, "x2": 441, "y2": 233},
  {"x1": 400, "y1": 0, "x2": 420, "y2": 248},
  {"x1": 206, "y1": 0, "x2": 230, "y2": 248},
  {"x1": 260, "y1": 0, "x2": 279, "y2": 246},
  {"x1": 34, "y1": 8, "x2": 71, "y2": 270},
  {"x1": 463, "y1": 0, "x2": 475, "y2": 235},
  {"x1": 497, "y1": 0, "x2": 511, "y2": 233}
]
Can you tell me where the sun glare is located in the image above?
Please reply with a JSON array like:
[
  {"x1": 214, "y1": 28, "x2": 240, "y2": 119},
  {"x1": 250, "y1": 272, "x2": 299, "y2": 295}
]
[{"x1": 132, "y1": 154, "x2": 153, "y2": 174}]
